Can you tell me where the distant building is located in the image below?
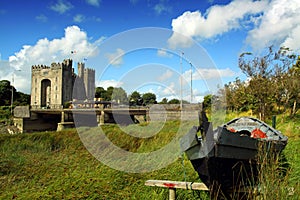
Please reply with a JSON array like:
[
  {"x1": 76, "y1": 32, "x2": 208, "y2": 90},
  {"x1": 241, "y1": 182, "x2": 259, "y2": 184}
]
[{"x1": 30, "y1": 59, "x2": 95, "y2": 109}]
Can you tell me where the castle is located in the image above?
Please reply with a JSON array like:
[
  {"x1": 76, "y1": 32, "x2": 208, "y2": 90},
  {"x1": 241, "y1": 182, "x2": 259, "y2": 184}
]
[{"x1": 30, "y1": 59, "x2": 95, "y2": 109}]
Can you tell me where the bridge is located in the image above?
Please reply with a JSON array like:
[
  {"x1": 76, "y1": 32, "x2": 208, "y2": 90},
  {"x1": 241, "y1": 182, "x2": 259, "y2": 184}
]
[
  {"x1": 13, "y1": 106, "x2": 149, "y2": 133},
  {"x1": 13, "y1": 104, "x2": 201, "y2": 133}
]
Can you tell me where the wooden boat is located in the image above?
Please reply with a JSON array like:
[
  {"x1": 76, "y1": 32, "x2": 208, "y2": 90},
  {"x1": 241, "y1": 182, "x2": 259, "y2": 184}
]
[{"x1": 180, "y1": 113, "x2": 288, "y2": 199}]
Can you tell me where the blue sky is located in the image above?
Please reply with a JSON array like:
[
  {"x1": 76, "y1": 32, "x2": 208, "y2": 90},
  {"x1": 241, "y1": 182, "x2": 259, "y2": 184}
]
[{"x1": 1, "y1": 0, "x2": 300, "y2": 102}]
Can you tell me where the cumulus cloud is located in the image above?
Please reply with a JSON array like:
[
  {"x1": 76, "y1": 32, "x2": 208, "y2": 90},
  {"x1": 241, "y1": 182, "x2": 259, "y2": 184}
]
[
  {"x1": 50, "y1": 0, "x2": 73, "y2": 14},
  {"x1": 0, "y1": 60, "x2": 28, "y2": 93},
  {"x1": 162, "y1": 82, "x2": 176, "y2": 97},
  {"x1": 182, "y1": 68, "x2": 236, "y2": 81},
  {"x1": 105, "y1": 48, "x2": 125, "y2": 66},
  {"x1": 168, "y1": 0, "x2": 267, "y2": 48},
  {"x1": 95, "y1": 79, "x2": 123, "y2": 89},
  {"x1": 282, "y1": 25, "x2": 300, "y2": 52},
  {"x1": 6, "y1": 26, "x2": 100, "y2": 93},
  {"x1": 158, "y1": 69, "x2": 173, "y2": 81},
  {"x1": 246, "y1": 0, "x2": 300, "y2": 52}
]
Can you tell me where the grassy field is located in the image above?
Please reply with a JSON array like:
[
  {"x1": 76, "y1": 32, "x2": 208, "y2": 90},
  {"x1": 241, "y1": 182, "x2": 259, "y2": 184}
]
[{"x1": 0, "y1": 113, "x2": 299, "y2": 199}]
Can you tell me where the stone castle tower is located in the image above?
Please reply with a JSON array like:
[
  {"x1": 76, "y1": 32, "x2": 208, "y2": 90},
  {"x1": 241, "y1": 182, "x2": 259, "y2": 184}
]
[{"x1": 31, "y1": 59, "x2": 95, "y2": 109}]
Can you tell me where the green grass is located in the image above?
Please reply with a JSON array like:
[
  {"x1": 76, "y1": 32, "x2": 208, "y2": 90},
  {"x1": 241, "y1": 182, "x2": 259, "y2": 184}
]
[{"x1": 0, "y1": 114, "x2": 299, "y2": 199}]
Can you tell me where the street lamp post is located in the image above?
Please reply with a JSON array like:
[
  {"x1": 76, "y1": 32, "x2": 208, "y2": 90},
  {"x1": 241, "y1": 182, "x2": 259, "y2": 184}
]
[
  {"x1": 180, "y1": 51, "x2": 184, "y2": 110},
  {"x1": 190, "y1": 62, "x2": 193, "y2": 103}
]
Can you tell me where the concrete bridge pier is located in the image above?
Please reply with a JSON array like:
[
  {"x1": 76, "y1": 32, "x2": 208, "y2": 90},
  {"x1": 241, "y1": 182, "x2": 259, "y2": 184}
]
[
  {"x1": 97, "y1": 111, "x2": 105, "y2": 126},
  {"x1": 57, "y1": 111, "x2": 75, "y2": 131}
]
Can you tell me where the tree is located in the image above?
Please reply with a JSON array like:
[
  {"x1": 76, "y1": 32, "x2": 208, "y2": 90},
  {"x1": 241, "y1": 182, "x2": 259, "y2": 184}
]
[
  {"x1": 238, "y1": 46, "x2": 296, "y2": 120},
  {"x1": 142, "y1": 92, "x2": 156, "y2": 105},
  {"x1": 111, "y1": 87, "x2": 128, "y2": 104},
  {"x1": 286, "y1": 56, "x2": 300, "y2": 116},
  {"x1": 95, "y1": 87, "x2": 106, "y2": 99},
  {"x1": 159, "y1": 98, "x2": 168, "y2": 104},
  {"x1": 202, "y1": 94, "x2": 212, "y2": 110},
  {"x1": 168, "y1": 98, "x2": 180, "y2": 104},
  {"x1": 105, "y1": 86, "x2": 114, "y2": 101},
  {"x1": 0, "y1": 80, "x2": 30, "y2": 111},
  {"x1": 0, "y1": 80, "x2": 13, "y2": 106},
  {"x1": 129, "y1": 91, "x2": 142, "y2": 106},
  {"x1": 14, "y1": 92, "x2": 30, "y2": 106}
]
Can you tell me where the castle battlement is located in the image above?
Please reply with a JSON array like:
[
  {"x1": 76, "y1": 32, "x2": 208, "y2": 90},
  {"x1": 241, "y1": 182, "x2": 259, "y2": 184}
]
[
  {"x1": 32, "y1": 59, "x2": 73, "y2": 71},
  {"x1": 84, "y1": 68, "x2": 95, "y2": 72},
  {"x1": 32, "y1": 64, "x2": 50, "y2": 70}
]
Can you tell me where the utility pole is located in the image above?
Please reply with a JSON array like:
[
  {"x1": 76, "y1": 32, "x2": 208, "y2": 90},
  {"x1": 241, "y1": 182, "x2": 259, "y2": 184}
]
[
  {"x1": 190, "y1": 62, "x2": 193, "y2": 103},
  {"x1": 180, "y1": 51, "x2": 184, "y2": 110},
  {"x1": 11, "y1": 73, "x2": 14, "y2": 115}
]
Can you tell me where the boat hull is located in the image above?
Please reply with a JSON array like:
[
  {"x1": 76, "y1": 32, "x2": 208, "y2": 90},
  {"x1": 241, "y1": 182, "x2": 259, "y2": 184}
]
[{"x1": 181, "y1": 117, "x2": 288, "y2": 199}]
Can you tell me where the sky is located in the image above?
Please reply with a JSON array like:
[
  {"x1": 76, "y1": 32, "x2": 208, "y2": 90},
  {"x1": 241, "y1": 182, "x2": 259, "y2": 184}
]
[{"x1": 1, "y1": 0, "x2": 300, "y2": 102}]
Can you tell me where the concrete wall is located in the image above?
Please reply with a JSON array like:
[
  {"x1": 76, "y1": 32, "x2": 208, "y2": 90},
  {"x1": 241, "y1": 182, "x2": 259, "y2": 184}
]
[{"x1": 147, "y1": 104, "x2": 201, "y2": 121}]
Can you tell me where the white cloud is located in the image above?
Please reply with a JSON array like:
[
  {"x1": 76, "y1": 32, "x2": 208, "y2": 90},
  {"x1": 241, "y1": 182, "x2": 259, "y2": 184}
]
[
  {"x1": 50, "y1": 0, "x2": 73, "y2": 14},
  {"x1": 73, "y1": 14, "x2": 85, "y2": 23},
  {"x1": 105, "y1": 48, "x2": 125, "y2": 66},
  {"x1": 183, "y1": 68, "x2": 236, "y2": 81},
  {"x1": 246, "y1": 0, "x2": 300, "y2": 52},
  {"x1": 0, "y1": 60, "x2": 12, "y2": 80},
  {"x1": 35, "y1": 14, "x2": 48, "y2": 22},
  {"x1": 158, "y1": 69, "x2": 173, "y2": 81},
  {"x1": 6, "y1": 25, "x2": 100, "y2": 93},
  {"x1": 0, "y1": 60, "x2": 28, "y2": 93},
  {"x1": 86, "y1": 0, "x2": 101, "y2": 7},
  {"x1": 157, "y1": 49, "x2": 172, "y2": 58},
  {"x1": 154, "y1": 1, "x2": 172, "y2": 15},
  {"x1": 95, "y1": 80, "x2": 123, "y2": 89},
  {"x1": 161, "y1": 82, "x2": 175, "y2": 96},
  {"x1": 168, "y1": 0, "x2": 267, "y2": 48},
  {"x1": 282, "y1": 25, "x2": 300, "y2": 52}
]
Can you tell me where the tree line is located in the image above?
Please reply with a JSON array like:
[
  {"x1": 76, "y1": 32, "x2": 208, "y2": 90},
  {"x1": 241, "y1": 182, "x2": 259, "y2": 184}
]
[
  {"x1": 204, "y1": 46, "x2": 300, "y2": 120},
  {"x1": 95, "y1": 86, "x2": 188, "y2": 106},
  {"x1": 0, "y1": 80, "x2": 30, "y2": 106},
  {"x1": 0, "y1": 80, "x2": 30, "y2": 120}
]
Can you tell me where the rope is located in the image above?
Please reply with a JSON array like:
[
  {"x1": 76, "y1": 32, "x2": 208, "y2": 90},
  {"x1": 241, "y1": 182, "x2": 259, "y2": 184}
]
[{"x1": 181, "y1": 153, "x2": 205, "y2": 199}]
